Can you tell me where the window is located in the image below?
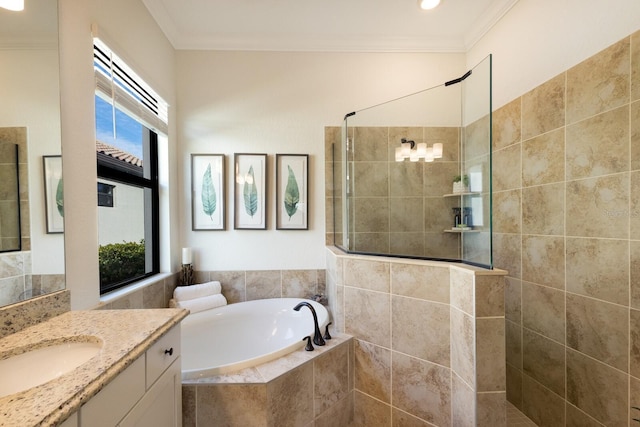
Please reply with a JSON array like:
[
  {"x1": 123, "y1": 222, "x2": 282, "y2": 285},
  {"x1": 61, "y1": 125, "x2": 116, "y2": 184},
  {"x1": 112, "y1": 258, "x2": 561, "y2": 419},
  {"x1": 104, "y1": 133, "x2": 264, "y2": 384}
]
[{"x1": 94, "y1": 38, "x2": 167, "y2": 294}]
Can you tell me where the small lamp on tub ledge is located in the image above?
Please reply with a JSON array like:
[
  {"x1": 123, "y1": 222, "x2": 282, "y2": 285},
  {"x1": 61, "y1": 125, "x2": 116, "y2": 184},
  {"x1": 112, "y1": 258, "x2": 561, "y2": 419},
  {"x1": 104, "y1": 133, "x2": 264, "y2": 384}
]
[{"x1": 181, "y1": 247, "x2": 194, "y2": 286}]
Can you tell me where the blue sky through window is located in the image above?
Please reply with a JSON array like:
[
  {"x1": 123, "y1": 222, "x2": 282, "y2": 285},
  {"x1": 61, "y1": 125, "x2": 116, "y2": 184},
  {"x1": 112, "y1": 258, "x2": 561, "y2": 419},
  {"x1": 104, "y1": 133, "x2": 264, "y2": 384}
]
[{"x1": 95, "y1": 96, "x2": 143, "y2": 159}]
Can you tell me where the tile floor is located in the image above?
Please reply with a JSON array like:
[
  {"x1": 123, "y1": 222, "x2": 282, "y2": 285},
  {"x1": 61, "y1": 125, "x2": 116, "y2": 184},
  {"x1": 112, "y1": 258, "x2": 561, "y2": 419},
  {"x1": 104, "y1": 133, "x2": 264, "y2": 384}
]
[{"x1": 507, "y1": 401, "x2": 538, "y2": 426}]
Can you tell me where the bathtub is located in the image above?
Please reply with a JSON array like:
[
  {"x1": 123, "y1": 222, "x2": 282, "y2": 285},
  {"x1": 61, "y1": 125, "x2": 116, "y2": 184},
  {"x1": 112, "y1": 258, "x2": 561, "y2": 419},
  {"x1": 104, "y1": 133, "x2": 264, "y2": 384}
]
[{"x1": 180, "y1": 297, "x2": 329, "y2": 379}]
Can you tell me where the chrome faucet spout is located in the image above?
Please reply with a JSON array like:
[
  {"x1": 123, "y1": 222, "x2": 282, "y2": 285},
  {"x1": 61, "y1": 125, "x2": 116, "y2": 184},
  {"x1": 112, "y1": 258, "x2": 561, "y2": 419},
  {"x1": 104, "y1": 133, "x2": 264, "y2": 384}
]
[{"x1": 293, "y1": 302, "x2": 325, "y2": 346}]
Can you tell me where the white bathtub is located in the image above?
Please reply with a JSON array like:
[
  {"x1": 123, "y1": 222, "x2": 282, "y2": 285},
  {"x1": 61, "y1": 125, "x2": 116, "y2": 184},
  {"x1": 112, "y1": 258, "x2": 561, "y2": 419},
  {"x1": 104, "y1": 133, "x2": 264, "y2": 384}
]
[{"x1": 180, "y1": 298, "x2": 330, "y2": 379}]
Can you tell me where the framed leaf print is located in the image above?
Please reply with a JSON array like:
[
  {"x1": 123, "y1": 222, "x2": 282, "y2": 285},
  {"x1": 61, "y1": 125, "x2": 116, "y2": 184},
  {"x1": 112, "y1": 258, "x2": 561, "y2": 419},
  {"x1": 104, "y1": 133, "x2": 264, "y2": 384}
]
[
  {"x1": 191, "y1": 154, "x2": 226, "y2": 230},
  {"x1": 43, "y1": 155, "x2": 64, "y2": 234},
  {"x1": 276, "y1": 154, "x2": 308, "y2": 230},
  {"x1": 234, "y1": 153, "x2": 267, "y2": 230}
]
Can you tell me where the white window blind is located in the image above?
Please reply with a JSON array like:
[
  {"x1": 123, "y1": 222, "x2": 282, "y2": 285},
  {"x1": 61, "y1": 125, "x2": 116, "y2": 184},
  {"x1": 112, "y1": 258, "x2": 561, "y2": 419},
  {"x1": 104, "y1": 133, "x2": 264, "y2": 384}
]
[{"x1": 93, "y1": 38, "x2": 168, "y2": 135}]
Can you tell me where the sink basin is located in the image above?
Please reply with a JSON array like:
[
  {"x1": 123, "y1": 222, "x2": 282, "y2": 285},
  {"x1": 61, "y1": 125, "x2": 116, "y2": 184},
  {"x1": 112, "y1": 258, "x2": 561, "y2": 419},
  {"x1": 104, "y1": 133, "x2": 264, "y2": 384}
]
[{"x1": 0, "y1": 338, "x2": 103, "y2": 398}]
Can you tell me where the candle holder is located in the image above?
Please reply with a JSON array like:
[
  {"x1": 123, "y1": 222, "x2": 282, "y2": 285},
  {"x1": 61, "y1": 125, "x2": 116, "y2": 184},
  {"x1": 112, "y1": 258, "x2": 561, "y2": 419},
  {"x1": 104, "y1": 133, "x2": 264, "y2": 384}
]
[{"x1": 181, "y1": 263, "x2": 194, "y2": 286}]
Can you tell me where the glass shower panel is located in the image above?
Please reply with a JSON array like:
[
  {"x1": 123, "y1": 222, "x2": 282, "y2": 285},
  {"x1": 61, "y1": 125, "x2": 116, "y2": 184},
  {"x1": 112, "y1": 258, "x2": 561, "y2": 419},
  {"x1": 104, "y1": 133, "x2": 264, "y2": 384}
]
[
  {"x1": 338, "y1": 55, "x2": 492, "y2": 268},
  {"x1": 461, "y1": 55, "x2": 492, "y2": 267}
]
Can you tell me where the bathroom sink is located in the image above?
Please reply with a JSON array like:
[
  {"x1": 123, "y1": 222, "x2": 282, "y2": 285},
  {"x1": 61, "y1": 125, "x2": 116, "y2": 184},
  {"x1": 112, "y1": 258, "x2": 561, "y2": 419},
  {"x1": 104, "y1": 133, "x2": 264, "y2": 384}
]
[{"x1": 0, "y1": 339, "x2": 103, "y2": 398}]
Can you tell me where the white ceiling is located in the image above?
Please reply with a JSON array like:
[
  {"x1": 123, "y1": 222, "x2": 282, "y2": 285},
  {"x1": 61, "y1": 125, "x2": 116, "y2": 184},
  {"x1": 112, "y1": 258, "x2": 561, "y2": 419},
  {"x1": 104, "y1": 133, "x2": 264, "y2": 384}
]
[{"x1": 142, "y1": 0, "x2": 519, "y2": 52}]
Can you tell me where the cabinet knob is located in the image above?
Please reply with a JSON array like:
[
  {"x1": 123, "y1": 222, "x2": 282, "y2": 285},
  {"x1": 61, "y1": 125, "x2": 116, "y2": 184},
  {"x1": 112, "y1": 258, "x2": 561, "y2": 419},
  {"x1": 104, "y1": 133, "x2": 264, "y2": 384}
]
[{"x1": 164, "y1": 347, "x2": 174, "y2": 356}]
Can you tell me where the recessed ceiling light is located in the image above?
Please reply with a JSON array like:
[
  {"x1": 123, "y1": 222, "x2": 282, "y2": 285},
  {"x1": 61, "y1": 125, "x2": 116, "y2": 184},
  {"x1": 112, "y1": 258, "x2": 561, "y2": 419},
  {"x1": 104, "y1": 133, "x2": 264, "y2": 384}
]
[
  {"x1": 0, "y1": 0, "x2": 23, "y2": 11},
  {"x1": 419, "y1": 0, "x2": 441, "y2": 10}
]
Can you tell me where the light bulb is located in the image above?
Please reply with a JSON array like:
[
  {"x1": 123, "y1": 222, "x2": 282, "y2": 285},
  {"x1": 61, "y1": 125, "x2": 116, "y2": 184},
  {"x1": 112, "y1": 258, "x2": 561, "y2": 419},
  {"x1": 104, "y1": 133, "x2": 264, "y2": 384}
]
[
  {"x1": 0, "y1": 0, "x2": 23, "y2": 11},
  {"x1": 416, "y1": 143, "x2": 427, "y2": 158},
  {"x1": 409, "y1": 149, "x2": 419, "y2": 162},
  {"x1": 419, "y1": 0, "x2": 441, "y2": 10},
  {"x1": 395, "y1": 147, "x2": 403, "y2": 162},
  {"x1": 401, "y1": 142, "x2": 412, "y2": 158},
  {"x1": 433, "y1": 142, "x2": 443, "y2": 158},
  {"x1": 425, "y1": 147, "x2": 434, "y2": 162}
]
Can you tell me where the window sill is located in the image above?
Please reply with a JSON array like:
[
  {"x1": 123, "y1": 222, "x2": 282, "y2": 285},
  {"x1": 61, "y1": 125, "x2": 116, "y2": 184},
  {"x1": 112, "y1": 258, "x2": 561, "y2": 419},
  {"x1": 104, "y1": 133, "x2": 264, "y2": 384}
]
[{"x1": 99, "y1": 272, "x2": 173, "y2": 305}]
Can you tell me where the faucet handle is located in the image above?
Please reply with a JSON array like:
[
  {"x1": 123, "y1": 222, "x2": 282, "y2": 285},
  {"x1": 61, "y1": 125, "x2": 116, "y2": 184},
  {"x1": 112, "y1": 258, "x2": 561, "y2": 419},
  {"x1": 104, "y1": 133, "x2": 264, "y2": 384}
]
[
  {"x1": 302, "y1": 336, "x2": 314, "y2": 351},
  {"x1": 323, "y1": 322, "x2": 332, "y2": 340}
]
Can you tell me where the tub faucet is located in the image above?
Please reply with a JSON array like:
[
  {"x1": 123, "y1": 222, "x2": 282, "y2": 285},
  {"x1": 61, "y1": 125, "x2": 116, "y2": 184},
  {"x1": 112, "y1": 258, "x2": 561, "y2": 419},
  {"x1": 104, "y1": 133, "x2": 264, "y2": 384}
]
[{"x1": 293, "y1": 302, "x2": 325, "y2": 347}]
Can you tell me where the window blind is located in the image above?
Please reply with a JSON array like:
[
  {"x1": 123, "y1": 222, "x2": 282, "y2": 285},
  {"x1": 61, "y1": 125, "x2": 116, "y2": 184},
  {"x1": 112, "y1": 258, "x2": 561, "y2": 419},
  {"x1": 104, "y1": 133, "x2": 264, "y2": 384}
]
[{"x1": 93, "y1": 38, "x2": 168, "y2": 135}]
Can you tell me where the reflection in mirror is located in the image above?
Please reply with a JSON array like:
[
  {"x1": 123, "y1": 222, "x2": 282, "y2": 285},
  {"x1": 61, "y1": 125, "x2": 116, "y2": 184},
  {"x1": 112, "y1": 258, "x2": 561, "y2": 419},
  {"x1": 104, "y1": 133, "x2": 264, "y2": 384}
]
[
  {"x1": 0, "y1": 0, "x2": 64, "y2": 307},
  {"x1": 0, "y1": 141, "x2": 21, "y2": 252}
]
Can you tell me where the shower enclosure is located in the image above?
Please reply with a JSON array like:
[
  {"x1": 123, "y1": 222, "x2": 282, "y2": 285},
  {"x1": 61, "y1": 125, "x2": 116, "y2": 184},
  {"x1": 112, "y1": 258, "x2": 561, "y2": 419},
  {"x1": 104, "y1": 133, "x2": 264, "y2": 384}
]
[{"x1": 334, "y1": 55, "x2": 492, "y2": 268}]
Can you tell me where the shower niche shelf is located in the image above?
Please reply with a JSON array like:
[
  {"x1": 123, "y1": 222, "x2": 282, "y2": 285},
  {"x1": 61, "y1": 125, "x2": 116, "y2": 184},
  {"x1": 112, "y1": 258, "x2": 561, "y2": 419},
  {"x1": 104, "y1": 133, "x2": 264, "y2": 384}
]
[
  {"x1": 442, "y1": 192, "x2": 481, "y2": 198},
  {"x1": 444, "y1": 228, "x2": 481, "y2": 233}
]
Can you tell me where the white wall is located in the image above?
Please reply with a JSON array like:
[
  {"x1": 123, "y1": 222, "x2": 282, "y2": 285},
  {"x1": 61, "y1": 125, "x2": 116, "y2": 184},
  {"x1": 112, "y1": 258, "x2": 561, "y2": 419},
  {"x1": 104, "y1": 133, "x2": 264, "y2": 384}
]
[
  {"x1": 176, "y1": 50, "x2": 465, "y2": 270},
  {"x1": 468, "y1": 0, "x2": 640, "y2": 109},
  {"x1": 59, "y1": 0, "x2": 177, "y2": 309}
]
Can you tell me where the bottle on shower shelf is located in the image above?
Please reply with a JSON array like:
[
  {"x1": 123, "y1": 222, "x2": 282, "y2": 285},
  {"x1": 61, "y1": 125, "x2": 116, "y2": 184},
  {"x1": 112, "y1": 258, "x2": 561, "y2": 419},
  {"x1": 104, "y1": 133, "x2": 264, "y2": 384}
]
[{"x1": 452, "y1": 207, "x2": 461, "y2": 228}]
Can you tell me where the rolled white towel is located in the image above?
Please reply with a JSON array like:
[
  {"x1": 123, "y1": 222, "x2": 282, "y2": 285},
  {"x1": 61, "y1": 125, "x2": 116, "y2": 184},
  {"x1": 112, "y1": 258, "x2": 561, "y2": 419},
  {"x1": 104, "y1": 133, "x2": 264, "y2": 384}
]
[
  {"x1": 175, "y1": 293, "x2": 227, "y2": 314},
  {"x1": 173, "y1": 281, "x2": 222, "y2": 302}
]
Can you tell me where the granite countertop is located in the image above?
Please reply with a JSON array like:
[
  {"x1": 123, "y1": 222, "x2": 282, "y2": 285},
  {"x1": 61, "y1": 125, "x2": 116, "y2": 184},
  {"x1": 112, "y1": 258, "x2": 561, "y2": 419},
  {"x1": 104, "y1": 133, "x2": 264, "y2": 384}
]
[{"x1": 0, "y1": 308, "x2": 188, "y2": 427}]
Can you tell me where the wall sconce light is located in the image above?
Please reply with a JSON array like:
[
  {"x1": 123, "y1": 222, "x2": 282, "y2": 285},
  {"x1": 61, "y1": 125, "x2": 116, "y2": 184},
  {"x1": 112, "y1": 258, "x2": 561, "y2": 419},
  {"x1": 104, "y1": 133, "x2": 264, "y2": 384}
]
[
  {"x1": 0, "y1": 0, "x2": 24, "y2": 11},
  {"x1": 395, "y1": 138, "x2": 444, "y2": 162}
]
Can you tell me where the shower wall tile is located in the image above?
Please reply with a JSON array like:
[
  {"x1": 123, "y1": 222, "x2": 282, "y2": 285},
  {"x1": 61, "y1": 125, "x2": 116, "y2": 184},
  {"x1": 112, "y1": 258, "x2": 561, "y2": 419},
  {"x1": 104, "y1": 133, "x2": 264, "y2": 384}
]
[
  {"x1": 354, "y1": 162, "x2": 389, "y2": 197},
  {"x1": 566, "y1": 293, "x2": 629, "y2": 371},
  {"x1": 522, "y1": 375, "x2": 565, "y2": 427},
  {"x1": 632, "y1": 102, "x2": 640, "y2": 171},
  {"x1": 392, "y1": 296, "x2": 450, "y2": 366},
  {"x1": 324, "y1": 126, "x2": 341, "y2": 161},
  {"x1": 391, "y1": 408, "x2": 432, "y2": 426},
  {"x1": 506, "y1": 319, "x2": 522, "y2": 369},
  {"x1": 477, "y1": 391, "x2": 506, "y2": 427},
  {"x1": 493, "y1": 189, "x2": 521, "y2": 234},
  {"x1": 424, "y1": 196, "x2": 458, "y2": 232},
  {"x1": 629, "y1": 308, "x2": 640, "y2": 378},
  {"x1": 522, "y1": 235, "x2": 565, "y2": 290},
  {"x1": 506, "y1": 364, "x2": 523, "y2": 410},
  {"x1": 389, "y1": 232, "x2": 424, "y2": 257},
  {"x1": 566, "y1": 237, "x2": 629, "y2": 306},
  {"x1": 475, "y1": 275, "x2": 505, "y2": 317},
  {"x1": 450, "y1": 267, "x2": 474, "y2": 315},
  {"x1": 631, "y1": 171, "x2": 640, "y2": 239},
  {"x1": 344, "y1": 286, "x2": 391, "y2": 347},
  {"x1": 633, "y1": 31, "x2": 640, "y2": 102},
  {"x1": 390, "y1": 162, "x2": 423, "y2": 197},
  {"x1": 476, "y1": 317, "x2": 506, "y2": 392},
  {"x1": 450, "y1": 307, "x2": 475, "y2": 387},
  {"x1": 344, "y1": 258, "x2": 389, "y2": 292},
  {"x1": 566, "y1": 106, "x2": 629, "y2": 180},
  {"x1": 424, "y1": 126, "x2": 460, "y2": 162},
  {"x1": 353, "y1": 391, "x2": 391, "y2": 427},
  {"x1": 493, "y1": 233, "x2": 521, "y2": 279},
  {"x1": 353, "y1": 232, "x2": 389, "y2": 254},
  {"x1": 493, "y1": 98, "x2": 522, "y2": 150},
  {"x1": 465, "y1": 114, "x2": 490, "y2": 159},
  {"x1": 353, "y1": 198, "x2": 389, "y2": 233},
  {"x1": 493, "y1": 143, "x2": 522, "y2": 192},
  {"x1": 246, "y1": 270, "x2": 281, "y2": 300},
  {"x1": 566, "y1": 37, "x2": 630, "y2": 125},
  {"x1": 451, "y1": 373, "x2": 475, "y2": 427},
  {"x1": 522, "y1": 281, "x2": 565, "y2": 344},
  {"x1": 391, "y1": 263, "x2": 450, "y2": 303},
  {"x1": 354, "y1": 340, "x2": 391, "y2": 403},
  {"x1": 423, "y1": 161, "x2": 458, "y2": 197},
  {"x1": 391, "y1": 352, "x2": 451, "y2": 426},
  {"x1": 632, "y1": 241, "x2": 640, "y2": 309},
  {"x1": 315, "y1": 393, "x2": 353, "y2": 427},
  {"x1": 522, "y1": 128, "x2": 565, "y2": 187},
  {"x1": 566, "y1": 348, "x2": 628, "y2": 426},
  {"x1": 522, "y1": 183, "x2": 564, "y2": 235},
  {"x1": 505, "y1": 277, "x2": 522, "y2": 324},
  {"x1": 522, "y1": 73, "x2": 565, "y2": 140},
  {"x1": 522, "y1": 329, "x2": 565, "y2": 396},
  {"x1": 389, "y1": 197, "x2": 423, "y2": 232},
  {"x1": 565, "y1": 404, "x2": 605, "y2": 427},
  {"x1": 423, "y1": 232, "x2": 459, "y2": 259},
  {"x1": 353, "y1": 127, "x2": 389, "y2": 162}
]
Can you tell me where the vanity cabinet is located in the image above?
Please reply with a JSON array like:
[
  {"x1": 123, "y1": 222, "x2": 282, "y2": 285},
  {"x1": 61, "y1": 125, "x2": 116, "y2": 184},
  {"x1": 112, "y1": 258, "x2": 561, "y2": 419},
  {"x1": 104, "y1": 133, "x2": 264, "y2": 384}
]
[{"x1": 79, "y1": 325, "x2": 181, "y2": 427}]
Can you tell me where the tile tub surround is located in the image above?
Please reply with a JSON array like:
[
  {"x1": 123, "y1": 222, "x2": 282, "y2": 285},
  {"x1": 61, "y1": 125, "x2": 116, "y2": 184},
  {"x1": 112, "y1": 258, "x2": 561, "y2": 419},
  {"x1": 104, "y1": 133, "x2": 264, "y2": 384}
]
[
  {"x1": 496, "y1": 30, "x2": 640, "y2": 426},
  {"x1": 0, "y1": 307, "x2": 187, "y2": 426},
  {"x1": 326, "y1": 247, "x2": 507, "y2": 427},
  {"x1": 182, "y1": 333, "x2": 354, "y2": 427}
]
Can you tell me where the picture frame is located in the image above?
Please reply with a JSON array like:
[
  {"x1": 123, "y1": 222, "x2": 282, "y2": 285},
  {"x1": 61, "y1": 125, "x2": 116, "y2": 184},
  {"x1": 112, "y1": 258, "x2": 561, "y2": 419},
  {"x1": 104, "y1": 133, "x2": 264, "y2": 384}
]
[
  {"x1": 276, "y1": 154, "x2": 308, "y2": 230},
  {"x1": 191, "y1": 154, "x2": 226, "y2": 231},
  {"x1": 234, "y1": 153, "x2": 267, "y2": 230},
  {"x1": 43, "y1": 155, "x2": 64, "y2": 234}
]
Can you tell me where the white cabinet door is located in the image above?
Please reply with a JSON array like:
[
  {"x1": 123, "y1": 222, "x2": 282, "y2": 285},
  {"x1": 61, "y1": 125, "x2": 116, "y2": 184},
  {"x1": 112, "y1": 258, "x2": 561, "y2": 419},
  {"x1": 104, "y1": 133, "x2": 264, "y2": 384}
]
[{"x1": 118, "y1": 357, "x2": 182, "y2": 427}]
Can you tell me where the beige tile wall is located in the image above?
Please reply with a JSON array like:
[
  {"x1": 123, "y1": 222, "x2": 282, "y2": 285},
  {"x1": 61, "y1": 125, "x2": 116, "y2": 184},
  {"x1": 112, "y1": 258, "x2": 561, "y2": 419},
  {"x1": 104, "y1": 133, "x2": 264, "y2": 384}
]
[
  {"x1": 326, "y1": 247, "x2": 507, "y2": 426},
  {"x1": 498, "y1": 30, "x2": 640, "y2": 426}
]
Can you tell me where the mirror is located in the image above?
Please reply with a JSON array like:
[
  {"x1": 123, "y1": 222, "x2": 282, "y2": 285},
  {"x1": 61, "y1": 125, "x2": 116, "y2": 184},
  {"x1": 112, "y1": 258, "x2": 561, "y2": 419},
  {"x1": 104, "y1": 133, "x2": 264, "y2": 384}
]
[{"x1": 0, "y1": 0, "x2": 64, "y2": 306}]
